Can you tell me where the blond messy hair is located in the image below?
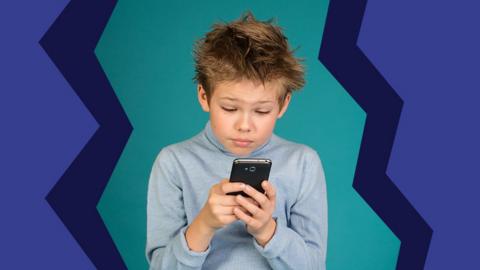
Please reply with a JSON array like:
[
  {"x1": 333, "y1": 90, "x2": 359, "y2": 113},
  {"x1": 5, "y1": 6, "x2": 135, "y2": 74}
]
[{"x1": 193, "y1": 11, "x2": 305, "y2": 105}]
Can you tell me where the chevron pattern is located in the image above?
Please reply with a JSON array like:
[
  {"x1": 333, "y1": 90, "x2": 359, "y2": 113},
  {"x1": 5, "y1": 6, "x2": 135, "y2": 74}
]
[
  {"x1": 319, "y1": 1, "x2": 433, "y2": 269},
  {"x1": 40, "y1": 0, "x2": 132, "y2": 268}
]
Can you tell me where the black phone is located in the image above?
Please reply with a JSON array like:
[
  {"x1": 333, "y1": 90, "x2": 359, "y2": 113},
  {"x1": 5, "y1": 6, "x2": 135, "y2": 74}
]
[{"x1": 227, "y1": 158, "x2": 272, "y2": 197}]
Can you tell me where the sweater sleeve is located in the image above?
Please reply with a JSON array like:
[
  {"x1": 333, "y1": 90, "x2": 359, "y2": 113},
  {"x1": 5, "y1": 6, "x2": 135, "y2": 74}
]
[
  {"x1": 253, "y1": 150, "x2": 328, "y2": 270},
  {"x1": 146, "y1": 148, "x2": 210, "y2": 270}
]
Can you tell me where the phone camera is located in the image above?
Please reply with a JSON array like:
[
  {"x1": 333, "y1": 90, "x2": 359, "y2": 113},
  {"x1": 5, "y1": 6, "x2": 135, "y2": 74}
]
[{"x1": 249, "y1": 166, "x2": 256, "y2": 172}]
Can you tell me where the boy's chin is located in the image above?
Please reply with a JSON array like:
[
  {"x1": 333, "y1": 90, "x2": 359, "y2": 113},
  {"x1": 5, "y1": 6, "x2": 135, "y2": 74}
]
[{"x1": 228, "y1": 146, "x2": 253, "y2": 157}]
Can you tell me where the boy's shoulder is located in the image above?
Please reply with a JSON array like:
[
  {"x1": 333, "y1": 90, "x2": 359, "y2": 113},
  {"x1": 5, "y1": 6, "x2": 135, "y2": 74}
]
[
  {"x1": 270, "y1": 134, "x2": 321, "y2": 162},
  {"x1": 154, "y1": 131, "x2": 209, "y2": 160}
]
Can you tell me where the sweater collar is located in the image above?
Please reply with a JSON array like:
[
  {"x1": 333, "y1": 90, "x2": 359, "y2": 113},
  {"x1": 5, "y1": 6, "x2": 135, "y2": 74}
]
[{"x1": 203, "y1": 121, "x2": 272, "y2": 157}]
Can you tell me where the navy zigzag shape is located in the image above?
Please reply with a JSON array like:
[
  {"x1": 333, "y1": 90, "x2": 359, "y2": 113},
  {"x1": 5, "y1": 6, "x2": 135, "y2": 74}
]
[
  {"x1": 319, "y1": 1, "x2": 433, "y2": 269},
  {"x1": 40, "y1": 0, "x2": 131, "y2": 269}
]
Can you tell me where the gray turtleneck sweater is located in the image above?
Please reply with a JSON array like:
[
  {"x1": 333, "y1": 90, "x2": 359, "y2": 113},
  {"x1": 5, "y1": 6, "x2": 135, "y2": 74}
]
[{"x1": 146, "y1": 122, "x2": 327, "y2": 269}]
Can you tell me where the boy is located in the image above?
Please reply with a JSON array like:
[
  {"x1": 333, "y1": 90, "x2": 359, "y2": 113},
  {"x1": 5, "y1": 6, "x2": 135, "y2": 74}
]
[{"x1": 146, "y1": 12, "x2": 327, "y2": 270}]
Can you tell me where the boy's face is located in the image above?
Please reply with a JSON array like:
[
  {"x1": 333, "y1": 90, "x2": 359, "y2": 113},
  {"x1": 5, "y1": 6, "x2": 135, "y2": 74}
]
[{"x1": 198, "y1": 79, "x2": 291, "y2": 156}]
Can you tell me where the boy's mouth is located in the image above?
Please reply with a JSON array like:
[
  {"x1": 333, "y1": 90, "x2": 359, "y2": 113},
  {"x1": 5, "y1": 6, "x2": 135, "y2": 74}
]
[{"x1": 232, "y1": 138, "x2": 253, "y2": 147}]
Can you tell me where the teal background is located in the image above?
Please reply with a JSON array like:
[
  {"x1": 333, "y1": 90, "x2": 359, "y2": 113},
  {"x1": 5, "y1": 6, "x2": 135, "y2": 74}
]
[{"x1": 96, "y1": 1, "x2": 399, "y2": 269}]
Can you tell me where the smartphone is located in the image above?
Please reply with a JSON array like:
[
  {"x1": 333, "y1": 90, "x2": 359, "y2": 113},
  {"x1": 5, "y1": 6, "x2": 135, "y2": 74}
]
[{"x1": 227, "y1": 158, "x2": 272, "y2": 197}]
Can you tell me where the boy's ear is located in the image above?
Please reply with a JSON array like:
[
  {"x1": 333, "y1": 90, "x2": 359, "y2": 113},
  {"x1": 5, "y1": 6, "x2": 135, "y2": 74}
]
[
  {"x1": 277, "y1": 92, "x2": 291, "y2": 119},
  {"x1": 197, "y1": 84, "x2": 210, "y2": 112}
]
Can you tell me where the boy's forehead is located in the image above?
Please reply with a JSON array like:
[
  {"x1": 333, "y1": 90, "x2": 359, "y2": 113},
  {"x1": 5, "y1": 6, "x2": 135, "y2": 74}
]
[
  {"x1": 213, "y1": 79, "x2": 284, "y2": 103},
  {"x1": 219, "y1": 96, "x2": 275, "y2": 106}
]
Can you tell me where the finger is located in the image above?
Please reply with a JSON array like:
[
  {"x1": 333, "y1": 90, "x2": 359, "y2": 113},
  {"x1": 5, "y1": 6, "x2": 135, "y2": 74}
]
[
  {"x1": 219, "y1": 214, "x2": 238, "y2": 225},
  {"x1": 212, "y1": 206, "x2": 236, "y2": 215},
  {"x1": 236, "y1": 195, "x2": 261, "y2": 217},
  {"x1": 262, "y1": 181, "x2": 276, "y2": 201},
  {"x1": 221, "y1": 181, "x2": 246, "y2": 194},
  {"x1": 238, "y1": 206, "x2": 250, "y2": 216},
  {"x1": 243, "y1": 185, "x2": 269, "y2": 209},
  {"x1": 245, "y1": 197, "x2": 259, "y2": 207},
  {"x1": 232, "y1": 205, "x2": 251, "y2": 217},
  {"x1": 216, "y1": 195, "x2": 240, "y2": 206},
  {"x1": 233, "y1": 207, "x2": 261, "y2": 228}
]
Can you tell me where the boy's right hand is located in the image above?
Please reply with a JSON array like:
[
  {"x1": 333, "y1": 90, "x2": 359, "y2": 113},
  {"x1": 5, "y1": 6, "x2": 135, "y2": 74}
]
[
  {"x1": 185, "y1": 179, "x2": 250, "y2": 252},
  {"x1": 199, "y1": 179, "x2": 246, "y2": 230}
]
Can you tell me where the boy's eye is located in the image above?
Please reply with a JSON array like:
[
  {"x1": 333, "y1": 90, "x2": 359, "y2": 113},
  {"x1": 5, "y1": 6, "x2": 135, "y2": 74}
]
[
  {"x1": 221, "y1": 107, "x2": 237, "y2": 112},
  {"x1": 256, "y1": 110, "x2": 271, "y2": 115}
]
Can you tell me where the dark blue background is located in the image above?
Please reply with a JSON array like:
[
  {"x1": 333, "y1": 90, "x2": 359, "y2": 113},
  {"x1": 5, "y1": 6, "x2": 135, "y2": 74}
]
[
  {"x1": 358, "y1": 1, "x2": 480, "y2": 269},
  {"x1": 1, "y1": 0, "x2": 96, "y2": 268}
]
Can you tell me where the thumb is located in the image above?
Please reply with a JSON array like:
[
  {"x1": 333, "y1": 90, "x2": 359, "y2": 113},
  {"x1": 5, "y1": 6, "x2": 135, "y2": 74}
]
[
  {"x1": 213, "y1": 179, "x2": 229, "y2": 194},
  {"x1": 220, "y1": 179, "x2": 229, "y2": 184}
]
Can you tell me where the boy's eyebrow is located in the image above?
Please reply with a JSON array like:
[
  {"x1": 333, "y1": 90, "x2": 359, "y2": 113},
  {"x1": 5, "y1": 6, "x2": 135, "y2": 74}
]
[{"x1": 220, "y1": 97, "x2": 274, "y2": 104}]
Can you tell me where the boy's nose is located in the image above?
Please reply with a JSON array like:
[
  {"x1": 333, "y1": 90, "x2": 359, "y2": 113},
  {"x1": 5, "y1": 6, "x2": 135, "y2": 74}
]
[{"x1": 236, "y1": 114, "x2": 252, "y2": 132}]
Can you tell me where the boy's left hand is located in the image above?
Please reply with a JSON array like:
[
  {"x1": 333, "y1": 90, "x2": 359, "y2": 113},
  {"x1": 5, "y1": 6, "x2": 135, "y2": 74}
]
[{"x1": 233, "y1": 180, "x2": 277, "y2": 247}]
